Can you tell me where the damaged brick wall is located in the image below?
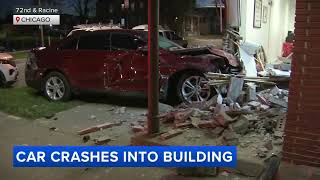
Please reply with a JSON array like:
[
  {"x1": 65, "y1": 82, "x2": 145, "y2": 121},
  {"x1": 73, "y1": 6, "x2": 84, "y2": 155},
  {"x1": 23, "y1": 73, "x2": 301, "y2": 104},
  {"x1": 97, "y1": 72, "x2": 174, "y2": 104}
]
[{"x1": 284, "y1": 0, "x2": 320, "y2": 167}]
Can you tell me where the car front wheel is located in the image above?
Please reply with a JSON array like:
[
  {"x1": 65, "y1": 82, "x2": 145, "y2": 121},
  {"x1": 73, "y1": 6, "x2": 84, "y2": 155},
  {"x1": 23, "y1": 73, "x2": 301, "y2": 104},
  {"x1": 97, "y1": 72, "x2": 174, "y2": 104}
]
[
  {"x1": 177, "y1": 72, "x2": 213, "y2": 103},
  {"x1": 43, "y1": 72, "x2": 71, "y2": 101}
]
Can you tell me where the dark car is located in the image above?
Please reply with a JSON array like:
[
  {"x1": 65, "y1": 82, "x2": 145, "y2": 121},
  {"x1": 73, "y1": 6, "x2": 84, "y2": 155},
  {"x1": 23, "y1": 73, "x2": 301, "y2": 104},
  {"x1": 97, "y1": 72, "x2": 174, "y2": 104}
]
[{"x1": 25, "y1": 29, "x2": 240, "y2": 103}]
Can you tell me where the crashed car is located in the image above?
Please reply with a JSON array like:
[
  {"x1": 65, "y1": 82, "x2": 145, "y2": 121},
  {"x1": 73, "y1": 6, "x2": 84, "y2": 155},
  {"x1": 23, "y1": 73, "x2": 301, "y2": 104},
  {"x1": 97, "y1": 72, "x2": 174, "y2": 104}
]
[
  {"x1": 133, "y1": 24, "x2": 188, "y2": 48},
  {"x1": 25, "y1": 29, "x2": 240, "y2": 103},
  {"x1": 0, "y1": 53, "x2": 18, "y2": 87}
]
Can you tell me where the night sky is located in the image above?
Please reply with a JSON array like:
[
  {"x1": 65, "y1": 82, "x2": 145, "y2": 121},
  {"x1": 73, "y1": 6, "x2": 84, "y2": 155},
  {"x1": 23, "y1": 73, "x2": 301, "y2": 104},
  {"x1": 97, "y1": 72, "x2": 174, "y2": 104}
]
[{"x1": 0, "y1": 0, "x2": 97, "y2": 18}]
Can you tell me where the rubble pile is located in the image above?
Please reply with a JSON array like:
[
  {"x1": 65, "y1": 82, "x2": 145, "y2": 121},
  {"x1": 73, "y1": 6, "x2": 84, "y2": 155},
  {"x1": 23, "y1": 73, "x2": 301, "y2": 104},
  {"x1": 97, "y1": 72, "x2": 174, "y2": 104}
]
[{"x1": 132, "y1": 80, "x2": 288, "y2": 159}]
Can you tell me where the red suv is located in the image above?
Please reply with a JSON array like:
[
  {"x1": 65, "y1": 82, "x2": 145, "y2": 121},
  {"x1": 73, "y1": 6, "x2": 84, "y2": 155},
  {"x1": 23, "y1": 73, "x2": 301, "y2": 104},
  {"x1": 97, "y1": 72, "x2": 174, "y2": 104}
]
[{"x1": 25, "y1": 29, "x2": 240, "y2": 103}]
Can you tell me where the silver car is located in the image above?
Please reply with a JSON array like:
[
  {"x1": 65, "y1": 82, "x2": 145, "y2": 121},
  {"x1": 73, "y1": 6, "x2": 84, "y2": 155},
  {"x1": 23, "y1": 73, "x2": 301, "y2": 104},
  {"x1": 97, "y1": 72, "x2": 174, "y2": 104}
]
[{"x1": 0, "y1": 53, "x2": 18, "y2": 87}]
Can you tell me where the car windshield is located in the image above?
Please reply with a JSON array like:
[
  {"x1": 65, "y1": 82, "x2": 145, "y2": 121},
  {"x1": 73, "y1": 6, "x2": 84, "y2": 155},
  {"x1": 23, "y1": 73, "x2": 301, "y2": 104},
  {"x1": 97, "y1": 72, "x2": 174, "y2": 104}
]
[{"x1": 137, "y1": 32, "x2": 183, "y2": 50}]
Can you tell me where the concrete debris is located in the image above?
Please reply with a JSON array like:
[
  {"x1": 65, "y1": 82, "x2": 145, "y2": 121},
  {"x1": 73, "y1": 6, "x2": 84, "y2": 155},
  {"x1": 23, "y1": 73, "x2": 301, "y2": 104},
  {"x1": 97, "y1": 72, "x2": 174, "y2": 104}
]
[
  {"x1": 222, "y1": 130, "x2": 239, "y2": 145},
  {"x1": 215, "y1": 115, "x2": 228, "y2": 127},
  {"x1": 273, "y1": 131, "x2": 284, "y2": 138},
  {"x1": 190, "y1": 117, "x2": 201, "y2": 128},
  {"x1": 89, "y1": 115, "x2": 97, "y2": 120},
  {"x1": 273, "y1": 138, "x2": 284, "y2": 146},
  {"x1": 114, "y1": 107, "x2": 126, "y2": 114},
  {"x1": 94, "y1": 136, "x2": 111, "y2": 145},
  {"x1": 77, "y1": 122, "x2": 122, "y2": 135},
  {"x1": 159, "y1": 103, "x2": 174, "y2": 113},
  {"x1": 211, "y1": 127, "x2": 225, "y2": 137},
  {"x1": 174, "y1": 109, "x2": 194, "y2": 123},
  {"x1": 198, "y1": 120, "x2": 217, "y2": 129},
  {"x1": 268, "y1": 96, "x2": 288, "y2": 108},
  {"x1": 132, "y1": 125, "x2": 146, "y2": 133},
  {"x1": 216, "y1": 105, "x2": 237, "y2": 123},
  {"x1": 155, "y1": 80, "x2": 287, "y2": 156},
  {"x1": 264, "y1": 140, "x2": 273, "y2": 150},
  {"x1": 175, "y1": 122, "x2": 193, "y2": 129},
  {"x1": 160, "y1": 129, "x2": 184, "y2": 140},
  {"x1": 270, "y1": 86, "x2": 281, "y2": 96},
  {"x1": 248, "y1": 101, "x2": 261, "y2": 108},
  {"x1": 231, "y1": 116, "x2": 249, "y2": 134}
]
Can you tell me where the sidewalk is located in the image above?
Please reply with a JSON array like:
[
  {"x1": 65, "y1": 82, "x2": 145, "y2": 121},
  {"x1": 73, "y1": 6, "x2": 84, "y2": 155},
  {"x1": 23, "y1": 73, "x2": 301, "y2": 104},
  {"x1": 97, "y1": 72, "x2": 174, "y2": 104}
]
[
  {"x1": 0, "y1": 106, "x2": 174, "y2": 180},
  {"x1": 0, "y1": 103, "x2": 251, "y2": 180}
]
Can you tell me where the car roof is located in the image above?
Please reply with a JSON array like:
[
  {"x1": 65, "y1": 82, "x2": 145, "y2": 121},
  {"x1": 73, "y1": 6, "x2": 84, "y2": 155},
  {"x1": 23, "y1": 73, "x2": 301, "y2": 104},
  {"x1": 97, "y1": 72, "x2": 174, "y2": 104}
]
[{"x1": 68, "y1": 29, "x2": 146, "y2": 37}]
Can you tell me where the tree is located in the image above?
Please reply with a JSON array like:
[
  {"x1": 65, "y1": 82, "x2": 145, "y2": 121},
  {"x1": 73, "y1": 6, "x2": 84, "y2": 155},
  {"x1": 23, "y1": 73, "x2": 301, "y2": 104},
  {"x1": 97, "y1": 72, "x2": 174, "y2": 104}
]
[
  {"x1": 32, "y1": 0, "x2": 62, "y2": 6},
  {"x1": 70, "y1": 0, "x2": 94, "y2": 23},
  {"x1": 160, "y1": 0, "x2": 195, "y2": 34}
]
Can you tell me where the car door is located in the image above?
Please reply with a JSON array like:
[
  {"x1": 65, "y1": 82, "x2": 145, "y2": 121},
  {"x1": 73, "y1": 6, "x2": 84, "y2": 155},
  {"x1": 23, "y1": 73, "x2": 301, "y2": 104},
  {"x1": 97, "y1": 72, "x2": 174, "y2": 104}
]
[
  {"x1": 105, "y1": 32, "x2": 147, "y2": 92},
  {"x1": 65, "y1": 33, "x2": 108, "y2": 90}
]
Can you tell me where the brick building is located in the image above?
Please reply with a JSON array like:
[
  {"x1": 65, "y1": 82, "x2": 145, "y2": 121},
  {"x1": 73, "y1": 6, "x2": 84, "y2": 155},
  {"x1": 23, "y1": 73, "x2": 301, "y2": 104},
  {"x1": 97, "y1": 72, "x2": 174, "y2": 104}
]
[{"x1": 283, "y1": 0, "x2": 320, "y2": 167}]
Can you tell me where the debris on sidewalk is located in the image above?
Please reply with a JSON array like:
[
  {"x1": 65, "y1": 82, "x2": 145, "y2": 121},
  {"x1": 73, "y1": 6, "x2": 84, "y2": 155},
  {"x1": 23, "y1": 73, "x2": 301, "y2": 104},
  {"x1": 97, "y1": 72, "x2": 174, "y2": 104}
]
[
  {"x1": 132, "y1": 125, "x2": 146, "y2": 133},
  {"x1": 114, "y1": 107, "x2": 126, "y2": 114},
  {"x1": 89, "y1": 115, "x2": 97, "y2": 120},
  {"x1": 49, "y1": 127, "x2": 58, "y2": 132},
  {"x1": 94, "y1": 136, "x2": 112, "y2": 145},
  {"x1": 153, "y1": 73, "x2": 288, "y2": 163},
  {"x1": 160, "y1": 129, "x2": 184, "y2": 140},
  {"x1": 77, "y1": 121, "x2": 122, "y2": 135}
]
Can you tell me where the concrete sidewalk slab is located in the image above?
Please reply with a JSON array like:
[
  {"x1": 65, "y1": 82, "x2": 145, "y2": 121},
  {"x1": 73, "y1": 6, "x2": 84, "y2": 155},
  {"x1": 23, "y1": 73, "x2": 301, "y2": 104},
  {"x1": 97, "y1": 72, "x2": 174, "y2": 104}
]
[{"x1": 0, "y1": 103, "x2": 253, "y2": 180}]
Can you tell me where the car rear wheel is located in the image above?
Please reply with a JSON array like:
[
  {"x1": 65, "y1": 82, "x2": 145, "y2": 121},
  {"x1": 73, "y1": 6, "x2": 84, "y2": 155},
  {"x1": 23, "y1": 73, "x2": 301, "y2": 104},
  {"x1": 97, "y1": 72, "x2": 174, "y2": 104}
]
[
  {"x1": 43, "y1": 72, "x2": 71, "y2": 101},
  {"x1": 177, "y1": 72, "x2": 213, "y2": 103}
]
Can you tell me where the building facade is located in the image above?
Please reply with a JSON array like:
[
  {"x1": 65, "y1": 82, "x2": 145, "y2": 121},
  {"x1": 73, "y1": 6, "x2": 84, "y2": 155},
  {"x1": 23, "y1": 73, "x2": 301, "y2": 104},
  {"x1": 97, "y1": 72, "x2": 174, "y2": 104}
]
[{"x1": 95, "y1": 0, "x2": 225, "y2": 36}]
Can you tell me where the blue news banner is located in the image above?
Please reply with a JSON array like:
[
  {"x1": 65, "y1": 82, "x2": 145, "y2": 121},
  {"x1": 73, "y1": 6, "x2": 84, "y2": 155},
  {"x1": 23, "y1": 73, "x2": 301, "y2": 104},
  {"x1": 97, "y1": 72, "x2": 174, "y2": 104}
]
[{"x1": 13, "y1": 146, "x2": 237, "y2": 167}]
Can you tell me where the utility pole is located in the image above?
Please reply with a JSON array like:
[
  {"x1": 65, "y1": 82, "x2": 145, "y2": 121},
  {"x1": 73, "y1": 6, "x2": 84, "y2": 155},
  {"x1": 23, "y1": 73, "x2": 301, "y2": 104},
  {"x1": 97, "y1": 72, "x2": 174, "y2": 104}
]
[
  {"x1": 147, "y1": 0, "x2": 160, "y2": 134},
  {"x1": 220, "y1": 5, "x2": 223, "y2": 33},
  {"x1": 39, "y1": 0, "x2": 44, "y2": 47}
]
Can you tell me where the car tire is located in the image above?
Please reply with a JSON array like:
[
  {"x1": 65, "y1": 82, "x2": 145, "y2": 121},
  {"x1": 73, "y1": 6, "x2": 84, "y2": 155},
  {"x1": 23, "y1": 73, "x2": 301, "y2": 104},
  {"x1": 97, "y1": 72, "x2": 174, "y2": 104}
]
[
  {"x1": 42, "y1": 71, "x2": 71, "y2": 101},
  {"x1": 0, "y1": 71, "x2": 6, "y2": 87},
  {"x1": 176, "y1": 72, "x2": 213, "y2": 104}
]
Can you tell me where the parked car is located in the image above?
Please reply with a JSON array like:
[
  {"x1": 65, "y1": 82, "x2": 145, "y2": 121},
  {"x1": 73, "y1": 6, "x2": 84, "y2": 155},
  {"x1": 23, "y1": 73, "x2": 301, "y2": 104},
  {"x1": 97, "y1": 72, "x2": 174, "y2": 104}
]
[
  {"x1": 0, "y1": 53, "x2": 18, "y2": 87},
  {"x1": 25, "y1": 29, "x2": 240, "y2": 103},
  {"x1": 132, "y1": 25, "x2": 188, "y2": 48}
]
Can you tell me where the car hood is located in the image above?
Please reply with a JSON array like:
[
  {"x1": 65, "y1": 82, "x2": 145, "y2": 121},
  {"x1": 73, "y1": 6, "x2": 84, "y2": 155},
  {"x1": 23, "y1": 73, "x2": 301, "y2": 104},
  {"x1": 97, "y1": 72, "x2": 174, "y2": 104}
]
[
  {"x1": 0, "y1": 53, "x2": 13, "y2": 61},
  {"x1": 170, "y1": 47, "x2": 239, "y2": 67}
]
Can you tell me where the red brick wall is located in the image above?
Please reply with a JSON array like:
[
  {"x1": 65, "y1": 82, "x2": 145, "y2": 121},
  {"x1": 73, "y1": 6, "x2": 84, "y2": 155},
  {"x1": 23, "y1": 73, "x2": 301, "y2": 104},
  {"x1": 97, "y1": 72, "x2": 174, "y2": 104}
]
[{"x1": 283, "y1": 0, "x2": 320, "y2": 167}]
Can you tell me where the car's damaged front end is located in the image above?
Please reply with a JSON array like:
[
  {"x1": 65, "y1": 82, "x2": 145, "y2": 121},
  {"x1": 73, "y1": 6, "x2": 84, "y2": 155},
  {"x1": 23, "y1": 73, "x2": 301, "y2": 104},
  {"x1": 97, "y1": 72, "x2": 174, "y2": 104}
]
[{"x1": 158, "y1": 46, "x2": 241, "y2": 102}]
